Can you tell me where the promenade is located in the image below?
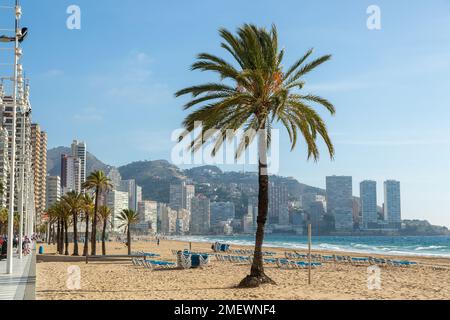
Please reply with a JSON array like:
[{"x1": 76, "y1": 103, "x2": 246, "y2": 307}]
[{"x1": 0, "y1": 247, "x2": 36, "y2": 300}]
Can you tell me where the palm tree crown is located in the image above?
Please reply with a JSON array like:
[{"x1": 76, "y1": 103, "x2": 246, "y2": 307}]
[
  {"x1": 117, "y1": 209, "x2": 139, "y2": 231},
  {"x1": 83, "y1": 171, "x2": 113, "y2": 194},
  {"x1": 175, "y1": 24, "x2": 335, "y2": 160}
]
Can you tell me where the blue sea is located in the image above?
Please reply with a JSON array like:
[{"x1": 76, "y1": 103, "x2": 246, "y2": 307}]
[{"x1": 170, "y1": 235, "x2": 450, "y2": 258}]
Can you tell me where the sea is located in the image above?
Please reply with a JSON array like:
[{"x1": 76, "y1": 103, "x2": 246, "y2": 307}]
[{"x1": 169, "y1": 234, "x2": 450, "y2": 258}]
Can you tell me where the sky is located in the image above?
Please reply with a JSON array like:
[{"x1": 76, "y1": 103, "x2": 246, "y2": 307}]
[{"x1": 10, "y1": 0, "x2": 450, "y2": 226}]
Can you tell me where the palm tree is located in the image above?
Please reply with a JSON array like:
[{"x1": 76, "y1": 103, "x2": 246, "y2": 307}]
[
  {"x1": 62, "y1": 191, "x2": 84, "y2": 256},
  {"x1": 175, "y1": 24, "x2": 335, "y2": 287},
  {"x1": 52, "y1": 201, "x2": 71, "y2": 255},
  {"x1": 98, "y1": 206, "x2": 112, "y2": 255},
  {"x1": 47, "y1": 204, "x2": 61, "y2": 253},
  {"x1": 82, "y1": 171, "x2": 113, "y2": 256},
  {"x1": 82, "y1": 193, "x2": 94, "y2": 256},
  {"x1": 0, "y1": 207, "x2": 8, "y2": 235},
  {"x1": 117, "y1": 209, "x2": 139, "y2": 255}
]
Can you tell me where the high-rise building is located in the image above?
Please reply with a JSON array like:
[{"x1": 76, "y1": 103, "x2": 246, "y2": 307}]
[
  {"x1": 71, "y1": 140, "x2": 86, "y2": 189},
  {"x1": 31, "y1": 124, "x2": 47, "y2": 222},
  {"x1": 106, "y1": 190, "x2": 129, "y2": 232},
  {"x1": 190, "y1": 195, "x2": 210, "y2": 234},
  {"x1": 119, "y1": 179, "x2": 142, "y2": 212},
  {"x1": 301, "y1": 193, "x2": 319, "y2": 212},
  {"x1": 176, "y1": 208, "x2": 190, "y2": 235},
  {"x1": 169, "y1": 181, "x2": 195, "y2": 212},
  {"x1": 1, "y1": 85, "x2": 34, "y2": 225},
  {"x1": 242, "y1": 211, "x2": 254, "y2": 234},
  {"x1": 137, "y1": 200, "x2": 158, "y2": 233},
  {"x1": 46, "y1": 176, "x2": 61, "y2": 209},
  {"x1": 248, "y1": 196, "x2": 258, "y2": 229},
  {"x1": 60, "y1": 154, "x2": 81, "y2": 194},
  {"x1": 308, "y1": 201, "x2": 325, "y2": 235},
  {"x1": 0, "y1": 127, "x2": 9, "y2": 207},
  {"x1": 326, "y1": 176, "x2": 353, "y2": 231},
  {"x1": 210, "y1": 201, "x2": 235, "y2": 226},
  {"x1": 158, "y1": 203, "x2": 177, "y2": 234},
  {"x1": 384, "y1": 180, "x2": 401, "y2": 229},
  {"x1": 268, "y1": 182, "x2": 289, "y2": 225},
  {"x1": 360, "y1": 180, "x2": 378, "y2": 229}
]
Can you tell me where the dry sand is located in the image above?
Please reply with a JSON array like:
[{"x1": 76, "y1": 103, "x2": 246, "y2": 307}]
[{"x1": 36, "y1": 239, "x2": 450, "y2": 300}]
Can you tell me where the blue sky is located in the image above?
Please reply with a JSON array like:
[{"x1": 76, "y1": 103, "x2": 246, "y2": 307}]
[{"x1": 15, "y1": 0, "x2": 450, "y2": 226}]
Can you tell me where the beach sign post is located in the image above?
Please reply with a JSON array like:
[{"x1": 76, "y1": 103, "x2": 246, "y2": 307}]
[{"x1": 308, "y1": 224, "x2": 312, "y2": 285}]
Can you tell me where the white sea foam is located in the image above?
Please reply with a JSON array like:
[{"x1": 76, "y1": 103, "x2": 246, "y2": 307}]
[{"x1": 169, "y1": 235, "x2": 450, "y2": 258}]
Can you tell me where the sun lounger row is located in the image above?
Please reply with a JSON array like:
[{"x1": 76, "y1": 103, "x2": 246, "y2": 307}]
[
  {"x1": 132, "y1": 251, "x2": 160, "y2": 258},
  {"x1": 215, "y1": 254, "x2": 253, "y2": 264},
  {"x1": 284, "y1": 252, "x2": 336, "y2": 262},
  {"x1": 132, "y1": 258, "x2": 176, "y2": 270},
  {"x1": 171, "y1": 249, "x2": 213, "y2": 256},
  {"x1": 276, "y1": 258, "x2": 323, "y2": 269},
  {"x1": 284, "y1": 252, "x2": 418, "y2": 267},
  {"x1": 228, "y1": 249, "x2": 276, "y2": 256}
]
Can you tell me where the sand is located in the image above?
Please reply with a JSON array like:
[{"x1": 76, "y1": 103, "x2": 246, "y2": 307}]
[{"x1": 35, "y1": 239, "x2": 450, "y2": 300}]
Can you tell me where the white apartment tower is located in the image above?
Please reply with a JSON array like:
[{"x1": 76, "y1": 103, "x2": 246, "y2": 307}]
[
  {"x1": 71, "y1": 140, "x2": 87, "y2": 189},
  {"x1": 384, "y1": 180, "x2": 401, "y2": 229},
  {"x1": 360, "y1": 180, "x2": 378, "y2": 229}
]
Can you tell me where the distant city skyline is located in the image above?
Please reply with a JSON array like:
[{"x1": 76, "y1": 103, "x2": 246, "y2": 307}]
[{"x1": 21, "y1": 0, "x2": 450, "y2": 227}]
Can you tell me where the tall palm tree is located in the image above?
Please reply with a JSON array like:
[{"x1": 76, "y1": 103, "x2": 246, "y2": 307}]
[
  {"x1": 98, "y1": 206, "x2": 112, "y2": 255},
  {"x1": 46, "y1": 206, "x2": 58, "y2": 245},
  {"x1": 62, "y1": 191, "x2": 84, "y2": 256},
  {"x1": 53, "y1": 201, "x2": 71, "y2": 255},
  {"x1": 175, "y1": 24, "x2": 335, "y2": 287},
  {"x1": 83, "y1": 171, "x2": 113, "y2": 256},
  {"x1": 47, "y1": 204, "x2": 62, "y2": 253},
  {"x1": 117, "y1": 209, "x2": 139, "y2": 256},
  {"x1": 82, "y1": 193, "x2": 94, "y2": 256}
]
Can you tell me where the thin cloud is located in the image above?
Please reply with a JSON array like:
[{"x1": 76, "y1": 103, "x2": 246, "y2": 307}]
[{"x1": 336, "y1": 139, "x2": 450, "y2": 146}]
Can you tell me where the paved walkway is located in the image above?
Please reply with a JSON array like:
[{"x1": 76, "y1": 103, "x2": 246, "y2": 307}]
[{"x1": 0, "y1": 247, "x2": 36, "y2": 300}]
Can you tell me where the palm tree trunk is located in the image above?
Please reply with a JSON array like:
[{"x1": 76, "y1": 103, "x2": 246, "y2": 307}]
[
  {"x1": 72, "y1": 211, "x2": 79, "y2": 256},
  {"x1": 239, "y1": 128, "x2": 276, "y2": 288},
  {"x1": 91, "y1": 189, "x2": 99, "y2": 256},
  {"x1": 47, "y1": 224, "x2": 51, "y2": 245},
  {"x1": 64, "y1": 220, "x2": 69, "y2": 256},
  {"x1": 127, "y1": 226, "x2": 131, "y2": 256},
  {"x1": 51, "y1": 223, "x2": 55, "y2": 245},
  {"x1": 102, "y1": 218, "x2": 107, "y2": 255},
  {"x1": 57, "y1": 218, "x2": 62, "y2": 254},
  {"x1": 83, "y1": 213, "x2": 89, "y2": 256}
]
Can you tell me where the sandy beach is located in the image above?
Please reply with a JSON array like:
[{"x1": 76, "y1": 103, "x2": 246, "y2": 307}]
[{"x1": 35, "y1": 239, "x2": 450, "y2": 300}]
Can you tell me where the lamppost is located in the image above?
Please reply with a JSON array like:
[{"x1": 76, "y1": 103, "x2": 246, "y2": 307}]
[
  {"x1": 17, "y1": 69, "x2": 27, "y2": 260},
  {"x1": 6, "y1": 0, "x2": 21, "y2": 274}
]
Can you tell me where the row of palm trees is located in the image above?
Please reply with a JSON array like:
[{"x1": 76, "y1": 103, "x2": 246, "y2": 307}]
[{"x1": 46, "y1": 170, "x2": 141, "y2": 256}]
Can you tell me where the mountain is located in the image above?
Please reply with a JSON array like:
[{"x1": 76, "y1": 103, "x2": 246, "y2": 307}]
[
  {"x1": 47, "y1": 146, "x2": 109, "y2": 177},
  {"x1": 119, "y1": 160, "x2": 186, "y2": 203}
]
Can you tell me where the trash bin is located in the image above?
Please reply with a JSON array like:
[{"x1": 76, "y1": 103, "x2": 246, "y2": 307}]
[{"x1": 39, "y1": 246, "x2": 44, "y2": 254}]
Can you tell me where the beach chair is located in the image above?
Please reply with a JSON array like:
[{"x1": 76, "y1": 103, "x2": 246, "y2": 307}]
[{"x1": 177, "y1": 252, "x2": 192, "y2": 269}]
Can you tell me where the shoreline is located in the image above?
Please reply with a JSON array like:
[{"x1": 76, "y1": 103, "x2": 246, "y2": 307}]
[{"x1": 166, "y1": 235, "x2": 450, "y2": 260}]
